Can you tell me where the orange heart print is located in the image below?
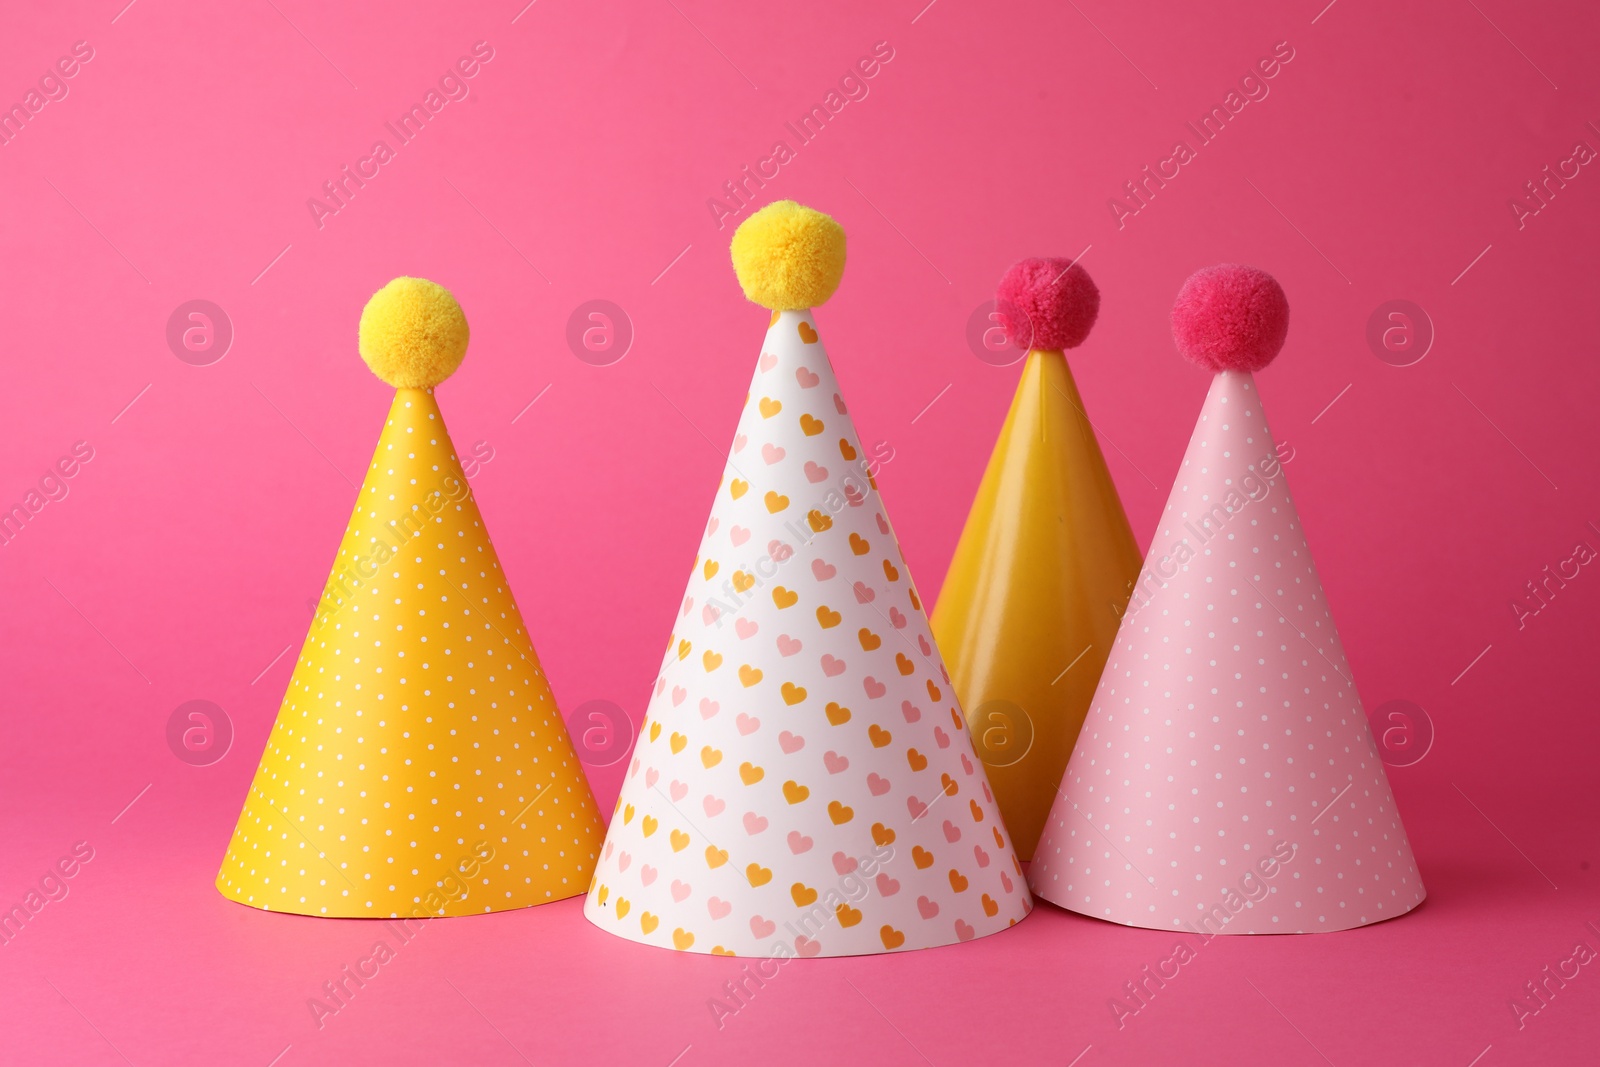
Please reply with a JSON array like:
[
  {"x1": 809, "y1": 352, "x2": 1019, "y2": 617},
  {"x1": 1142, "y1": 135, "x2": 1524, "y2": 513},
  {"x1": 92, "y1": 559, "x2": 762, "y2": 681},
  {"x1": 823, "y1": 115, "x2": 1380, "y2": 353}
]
[{"x1": 584, "y1": 203, "x2": 1031, "y2": 956}]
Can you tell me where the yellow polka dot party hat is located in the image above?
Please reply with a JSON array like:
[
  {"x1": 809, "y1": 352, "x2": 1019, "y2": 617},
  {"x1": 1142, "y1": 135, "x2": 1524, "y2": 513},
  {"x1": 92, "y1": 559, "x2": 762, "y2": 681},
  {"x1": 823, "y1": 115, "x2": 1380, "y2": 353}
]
[
  {"x1": 217, "y1": 277, "x2": 606, "y2": 918},
  {"x1": 584, "y1": 203, "x2": 1031, "y2": 957}
]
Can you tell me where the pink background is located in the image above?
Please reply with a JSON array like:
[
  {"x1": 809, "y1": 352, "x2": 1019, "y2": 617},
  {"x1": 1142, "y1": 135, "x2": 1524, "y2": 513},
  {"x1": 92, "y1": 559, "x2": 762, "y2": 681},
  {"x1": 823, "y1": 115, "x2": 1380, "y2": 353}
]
[{"x1": 2, "y1": 0, "x2": 1596, "y2": 1064}]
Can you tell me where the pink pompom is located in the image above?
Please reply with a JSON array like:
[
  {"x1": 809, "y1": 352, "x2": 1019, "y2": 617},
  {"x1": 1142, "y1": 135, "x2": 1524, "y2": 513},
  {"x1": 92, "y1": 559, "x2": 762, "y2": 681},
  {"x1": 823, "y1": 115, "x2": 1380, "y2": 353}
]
[
  {"x1": 994, "y1": 257, "x2": 1099, "y2": 352},
  {"x1": 1170, "y1": 265, "x2": 1289, "y2": 373}
]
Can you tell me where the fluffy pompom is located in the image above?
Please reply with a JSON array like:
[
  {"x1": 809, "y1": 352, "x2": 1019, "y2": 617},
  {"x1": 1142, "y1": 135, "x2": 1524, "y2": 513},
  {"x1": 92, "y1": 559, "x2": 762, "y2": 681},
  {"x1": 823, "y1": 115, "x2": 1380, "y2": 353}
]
[
  {"x1": 358, "y1": 277, "x2": 470, "y2": 389},
  {"x1": 994, "y1": 257, "x2": 1099, "y2": 351},
  {"x1": 1170, "y1": 265, "x2": 1289, "y2": 373},
  {"x1": 730, "y1": 201, "x2": 847, "y2": 310}
]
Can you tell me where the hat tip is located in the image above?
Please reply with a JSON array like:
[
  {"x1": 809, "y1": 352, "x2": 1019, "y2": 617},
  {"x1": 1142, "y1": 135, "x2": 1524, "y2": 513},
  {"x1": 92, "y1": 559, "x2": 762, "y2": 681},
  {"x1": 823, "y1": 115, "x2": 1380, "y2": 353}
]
[
  {"x1": 1171, "y1": 265, "x2": 1289, "y2": 373},
  {"x1": 730, "y1": 201, "x2": 846, "y2": 311},
  {"x1": 358, "y1": 277, "x2": 470, "y2": 389},
  {"x1": 995, "y1": 256, "x2": 1100, "y2": 352}
]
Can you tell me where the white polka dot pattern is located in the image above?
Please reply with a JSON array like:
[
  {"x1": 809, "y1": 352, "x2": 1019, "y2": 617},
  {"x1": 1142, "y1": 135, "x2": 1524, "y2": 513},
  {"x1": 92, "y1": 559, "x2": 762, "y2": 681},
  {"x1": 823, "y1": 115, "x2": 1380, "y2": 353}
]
[
  {"x1": 1029, "y1": 371, "x2": 1424, "y2": 933},
  {"x1": 217, "y1": 388, "x2": 606, "y2": 917}
]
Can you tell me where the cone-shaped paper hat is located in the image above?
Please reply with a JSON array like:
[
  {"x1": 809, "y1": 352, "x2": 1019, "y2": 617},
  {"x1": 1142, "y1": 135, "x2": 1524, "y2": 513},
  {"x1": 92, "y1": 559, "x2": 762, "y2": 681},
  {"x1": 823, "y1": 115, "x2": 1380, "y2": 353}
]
[
  {"x1": 585, "y1": 202, "x2": 1031, "y2": 956},
  {"x1": 932, "y1": 258, "x2": 1142, "y2": 860},
  {"x1": 1030, "y1": 266, "x2": 1424, "y2": 933},
  {"x1": 218, "y1": 277, "x2": 605, "y2": 917}
]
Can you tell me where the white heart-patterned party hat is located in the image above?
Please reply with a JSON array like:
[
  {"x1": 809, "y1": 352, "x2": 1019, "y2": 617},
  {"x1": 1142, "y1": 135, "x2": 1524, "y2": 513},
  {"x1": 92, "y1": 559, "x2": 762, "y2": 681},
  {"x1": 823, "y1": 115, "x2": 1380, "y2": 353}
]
[
  {"x1": 1030, "y1": 265, "x2": 1424, "y2": 933},
  {"x1": 585, "y1": 202, "x2": 1031, "y2": 956}
]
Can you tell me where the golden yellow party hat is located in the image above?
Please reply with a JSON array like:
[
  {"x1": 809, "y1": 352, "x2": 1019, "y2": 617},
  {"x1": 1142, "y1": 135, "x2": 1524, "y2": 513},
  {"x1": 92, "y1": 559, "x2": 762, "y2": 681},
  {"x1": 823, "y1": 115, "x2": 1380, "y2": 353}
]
[
  {"x1": 217, "y1": 277, "x2": 605, "y2": 917},
  {"x1": 931, "y1": 258, "x2": 1142, "y2": 860}
]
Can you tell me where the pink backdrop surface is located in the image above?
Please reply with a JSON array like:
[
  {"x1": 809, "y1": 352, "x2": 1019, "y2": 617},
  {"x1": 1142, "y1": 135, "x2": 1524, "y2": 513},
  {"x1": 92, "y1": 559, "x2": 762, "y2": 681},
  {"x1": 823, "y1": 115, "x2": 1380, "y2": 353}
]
[{"x1": 1, "y1": 1, "x2": 1597, "y2": 1064}]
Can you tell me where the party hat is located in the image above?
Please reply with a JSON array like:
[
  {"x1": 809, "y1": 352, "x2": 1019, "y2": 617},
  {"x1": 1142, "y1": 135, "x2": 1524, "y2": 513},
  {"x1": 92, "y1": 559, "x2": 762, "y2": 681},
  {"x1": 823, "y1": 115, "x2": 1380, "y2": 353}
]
[
  {"x1": 931, "y1": 258, "x2": 1142, "y2": 860},
  {"x1": 585, "y1": 202, "x2": 1031, "y2": 956},
  {"x1": 217, "y1": 277, "x2": 606, "y2": 917},
  {"x1": 1029, "y1": 266, "x2": 1424, "y2": 933}
]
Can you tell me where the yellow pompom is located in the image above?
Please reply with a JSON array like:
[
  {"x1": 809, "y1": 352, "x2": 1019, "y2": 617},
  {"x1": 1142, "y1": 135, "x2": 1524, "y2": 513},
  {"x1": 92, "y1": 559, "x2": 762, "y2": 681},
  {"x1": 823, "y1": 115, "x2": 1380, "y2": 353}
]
[
  {"x1": 730, "y1": 201, "x2": 846, "y2": 311},
  {"x1": 358, "y1": 277, "x2": 470, "y2": 389}
]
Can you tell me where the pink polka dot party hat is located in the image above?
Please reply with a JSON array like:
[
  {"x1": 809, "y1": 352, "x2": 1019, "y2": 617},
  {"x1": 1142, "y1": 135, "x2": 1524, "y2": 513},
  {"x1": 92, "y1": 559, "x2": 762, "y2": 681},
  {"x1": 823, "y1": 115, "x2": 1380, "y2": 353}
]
[
  {"x1": 584, "y1": 202, "x2": 1032, "y2": 956},
  {"x1": 1029, "y1": 265, "x2": 1425, "y2": 934},
  {"x1": 217, "y1": 278, "x2": 606, "y2": 918}
]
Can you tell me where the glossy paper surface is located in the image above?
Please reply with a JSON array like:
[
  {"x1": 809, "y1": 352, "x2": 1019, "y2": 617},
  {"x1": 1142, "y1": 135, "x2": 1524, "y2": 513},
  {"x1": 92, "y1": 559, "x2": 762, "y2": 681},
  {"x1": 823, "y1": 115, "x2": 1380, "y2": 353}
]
[{"x1": 932, "y1": 350, "x2": 1143, "y2": 859}]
